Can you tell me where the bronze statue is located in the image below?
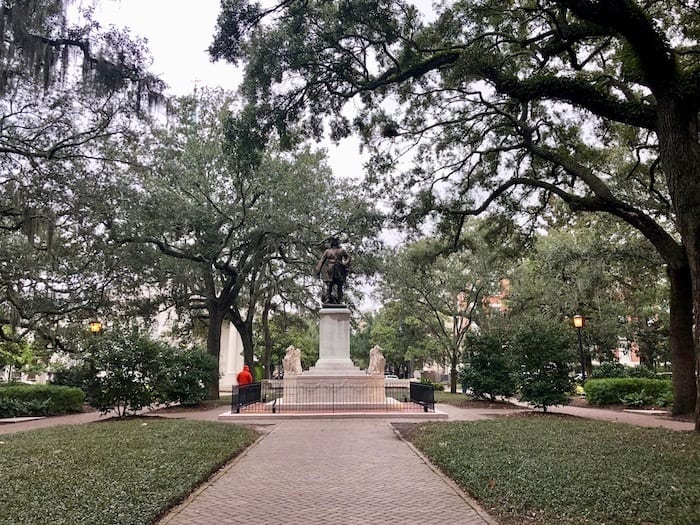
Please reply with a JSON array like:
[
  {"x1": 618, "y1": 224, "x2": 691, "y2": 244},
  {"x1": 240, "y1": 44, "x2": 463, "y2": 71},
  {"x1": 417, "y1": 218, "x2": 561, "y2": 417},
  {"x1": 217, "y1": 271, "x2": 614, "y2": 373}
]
[{"x1": 315, "y1": 237, "x2": 350, "y2": 304}]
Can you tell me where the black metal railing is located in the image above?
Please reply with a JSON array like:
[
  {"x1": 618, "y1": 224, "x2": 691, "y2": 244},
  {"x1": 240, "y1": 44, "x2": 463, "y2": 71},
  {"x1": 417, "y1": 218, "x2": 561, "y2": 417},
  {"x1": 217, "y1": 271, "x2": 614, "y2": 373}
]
[
  {"x1": 228, "y1": 380, "x2": 434, "y2": 414},
  {"x1": 232, "y1": 382, "x2": 262, "y2": 413},
  {"x1": 409, "y1": 382, "x2": 435, "y2": 412}
]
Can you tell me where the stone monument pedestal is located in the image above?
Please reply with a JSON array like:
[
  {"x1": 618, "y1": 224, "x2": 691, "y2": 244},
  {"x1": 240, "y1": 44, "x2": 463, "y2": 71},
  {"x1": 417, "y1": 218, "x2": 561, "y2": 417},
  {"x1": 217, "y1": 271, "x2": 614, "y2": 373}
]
[
  {"x1": 306, "y1": 306, "x2": 364, "y2": 376},
  {"x1": 280, "y1": 305, "x2": 390, "y2": 410}
]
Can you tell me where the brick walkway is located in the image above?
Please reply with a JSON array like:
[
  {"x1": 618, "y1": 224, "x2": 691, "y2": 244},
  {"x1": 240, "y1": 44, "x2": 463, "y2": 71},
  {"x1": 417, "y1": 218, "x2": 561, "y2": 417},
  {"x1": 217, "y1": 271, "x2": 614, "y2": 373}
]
[
  {"x1": 2, "y1": 402, "x2": 693, "y2": 525},
  {"x1": 159, "y1": 419, "x2": 497, "y2": 525}
]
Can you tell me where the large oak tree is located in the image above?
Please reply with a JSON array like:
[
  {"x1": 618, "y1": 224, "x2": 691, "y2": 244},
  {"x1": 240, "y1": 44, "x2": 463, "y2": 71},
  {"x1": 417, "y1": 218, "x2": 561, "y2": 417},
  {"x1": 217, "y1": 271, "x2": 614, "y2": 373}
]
[
  {"x1": 116, "y1": 89, "x2": 382, "y2": 397},
  {"x1": 0, "y1": 0, "x2": 163, "y2": 349},
  {"x1": 212, "y1": 0, "x2": 700, "y2": 427}
]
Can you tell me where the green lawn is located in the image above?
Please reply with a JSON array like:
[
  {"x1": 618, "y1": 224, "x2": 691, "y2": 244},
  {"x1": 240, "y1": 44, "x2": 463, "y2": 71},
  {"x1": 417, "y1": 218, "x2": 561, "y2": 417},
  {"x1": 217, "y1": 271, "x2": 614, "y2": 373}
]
[
  {"x1": 406, "y1": 415, "x2": 700, "y2": 525},
  {"x1": 433, "y1": 390, "x2": 515, "y2": 408},
  {"x1": 0, "y1": 419, "x2": 257, "y2": 525}
]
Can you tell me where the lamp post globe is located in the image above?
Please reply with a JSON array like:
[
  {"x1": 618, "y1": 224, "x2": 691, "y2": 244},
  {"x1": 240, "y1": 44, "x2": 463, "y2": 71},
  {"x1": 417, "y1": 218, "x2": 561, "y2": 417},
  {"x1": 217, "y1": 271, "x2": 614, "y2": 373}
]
[{"x1": 89, "y1": 320, "x2": 102, "y2": 335}]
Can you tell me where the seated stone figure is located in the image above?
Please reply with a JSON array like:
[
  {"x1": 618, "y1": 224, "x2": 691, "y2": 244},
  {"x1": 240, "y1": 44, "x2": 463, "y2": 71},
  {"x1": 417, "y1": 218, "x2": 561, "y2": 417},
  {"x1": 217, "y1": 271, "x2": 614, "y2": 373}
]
[
  {"x1": 283, "y1": 345, "x2": 303, "y2": 375},
  {"x1": 367, "y1": 345, "x2": 386, "y2": 375}
]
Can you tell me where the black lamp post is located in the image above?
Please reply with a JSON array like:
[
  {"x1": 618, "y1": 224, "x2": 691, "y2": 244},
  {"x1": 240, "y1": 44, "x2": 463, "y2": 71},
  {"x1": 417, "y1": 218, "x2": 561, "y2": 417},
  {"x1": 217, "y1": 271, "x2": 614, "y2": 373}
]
[{"x1": 573, "y1": 314, "x2": 586, "y2": 381}]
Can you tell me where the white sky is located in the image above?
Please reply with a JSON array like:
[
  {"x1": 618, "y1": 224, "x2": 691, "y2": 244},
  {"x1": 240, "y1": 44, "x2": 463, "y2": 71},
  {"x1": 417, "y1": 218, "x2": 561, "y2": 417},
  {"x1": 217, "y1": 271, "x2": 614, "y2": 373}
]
[
  {"x1": 91, "y1": 0, "x2": 366, "y2": 181},
  {"x1": 95, "y1": 0, "x2": 238, "y2": 95}
]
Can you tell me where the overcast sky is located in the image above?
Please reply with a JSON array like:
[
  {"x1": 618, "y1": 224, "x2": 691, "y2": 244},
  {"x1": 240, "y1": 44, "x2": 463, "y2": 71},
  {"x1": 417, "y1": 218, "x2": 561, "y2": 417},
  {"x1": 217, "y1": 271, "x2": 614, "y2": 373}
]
[
  {"x1": 91, "y1": 0, "x2": 366, "y2": 181},
  {"x1": 95, "y1": 0, "x2": 238, "y2": 95}
]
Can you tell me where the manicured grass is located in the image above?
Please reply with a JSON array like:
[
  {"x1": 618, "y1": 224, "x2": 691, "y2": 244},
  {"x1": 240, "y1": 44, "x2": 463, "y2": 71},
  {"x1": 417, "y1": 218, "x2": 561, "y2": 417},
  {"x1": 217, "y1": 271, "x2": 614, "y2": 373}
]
[
  {"x1": 0, "y1": 418, "x2": 257, "y2": 525},
  {"x1": 434, "y1": 391, "x2": 515, "y2": 408},
  {"x1": 407, "y1": 415, "x2": 700, "y2": 524}
]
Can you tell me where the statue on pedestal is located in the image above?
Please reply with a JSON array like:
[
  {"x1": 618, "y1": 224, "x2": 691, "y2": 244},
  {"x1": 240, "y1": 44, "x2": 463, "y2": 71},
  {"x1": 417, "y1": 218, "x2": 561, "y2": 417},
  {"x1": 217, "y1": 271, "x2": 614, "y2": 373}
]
[
  {"x1": 315, "y1": 237, "x2": 350, "y2": 305},
  {"x1": 367, "y1": 345, "x2": 386, "y2": 375},
  {"x1": 283, "y1": 345, "x2": 303, "y2": 375}
]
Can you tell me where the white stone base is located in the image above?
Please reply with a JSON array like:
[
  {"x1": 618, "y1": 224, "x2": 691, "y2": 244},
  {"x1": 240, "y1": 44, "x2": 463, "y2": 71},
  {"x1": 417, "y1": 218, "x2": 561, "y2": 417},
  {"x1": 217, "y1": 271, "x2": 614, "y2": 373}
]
[
  {"x1": 282, "y1": 374, "x2": 386, "y2": 404},
  {"x1": 307, "y1": 306, "x2": 365, "y2": 376}
]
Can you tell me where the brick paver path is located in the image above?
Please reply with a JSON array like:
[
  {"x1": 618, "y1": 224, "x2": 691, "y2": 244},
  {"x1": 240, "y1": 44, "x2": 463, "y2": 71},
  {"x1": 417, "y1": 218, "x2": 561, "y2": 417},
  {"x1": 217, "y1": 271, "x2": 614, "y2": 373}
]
[{"x1": 160, "y1": 419, "x2": 496, "y2": 525}]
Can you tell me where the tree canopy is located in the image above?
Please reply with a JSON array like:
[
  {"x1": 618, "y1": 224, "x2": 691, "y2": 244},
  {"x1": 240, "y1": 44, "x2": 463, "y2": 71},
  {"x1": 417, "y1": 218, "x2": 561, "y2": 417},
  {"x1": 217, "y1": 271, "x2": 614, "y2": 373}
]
[
  {"x1": 111, "y1": 88, "x2": 383, "y2": 395},
  {"x1": 212, "y1": 0, "x2": 700, "y2": 426},
  {"x1": 0, "y1": 0, "x2": 164, "y2": 352}
]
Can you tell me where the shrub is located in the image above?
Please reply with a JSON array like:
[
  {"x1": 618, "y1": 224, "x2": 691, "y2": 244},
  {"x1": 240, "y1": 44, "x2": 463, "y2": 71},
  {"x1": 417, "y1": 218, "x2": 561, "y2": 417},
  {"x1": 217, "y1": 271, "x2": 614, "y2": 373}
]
[
  {"x1": 82, "y1": 331, "x2": 217, "y2": 416},
  {"x1": 156, "y1": 346, "x2": 218, "y2": 406},
  {"x1": 50, "y1": 365, "x2": 90, "y2": 390},
  {"x1": 461, "y1": 332, "x2": 517, "y2": 400},
  {"x1": 513, "y1": 317, "x2": 575, "y2": 412},
  {"x1": 625, "y1": 364, "x2": 657, "y2": 378},
  {"x1": 591, "y1": 362, "x2": 657, "y2": 380},
  {"x1": 83, "y1": 331, "x2": 165, "y2": 417},
  {"x1": 590, "y1": 361, "x2": 626, "y2": 379},
  {"x1": 0, "y1": 384, "x2": 84, "y2": 415},
  {"x1": 584, "y1": 378, "x2": 672, "y2": 406},
  {"x1": 655, "y1": 390, "x2": 674, "y2": 407},
  {"x1": 620, "y1": 389, "x2": 652, "y2": 407},
  {"x1": 420, "y1": 378, "x2": 444, "y2": 391},
  {"x1": 0, "y1": 396, "x2": 50, "y2": 418}
]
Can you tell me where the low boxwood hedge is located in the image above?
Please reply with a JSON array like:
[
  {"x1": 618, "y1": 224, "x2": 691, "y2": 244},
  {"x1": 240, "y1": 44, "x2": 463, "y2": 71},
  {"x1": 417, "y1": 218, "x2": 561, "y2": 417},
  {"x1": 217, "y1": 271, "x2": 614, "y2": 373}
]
[
  {"x1": 0, "y1": 383, "x2": 85, "y2": 416},
  {"x1": 584, "y1": 378, "x2": 671, "y2": 406}
]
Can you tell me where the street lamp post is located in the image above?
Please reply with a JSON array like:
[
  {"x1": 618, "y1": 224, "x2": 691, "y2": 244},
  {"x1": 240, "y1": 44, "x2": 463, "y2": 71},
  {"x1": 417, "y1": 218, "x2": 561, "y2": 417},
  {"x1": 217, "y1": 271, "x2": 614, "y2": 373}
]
[
  {"x1": 89, "y1": 320, "x2": 103, "y2": 335},
  {"x1": 573, "y1": 314, "x2": 586, "y2": 381}
]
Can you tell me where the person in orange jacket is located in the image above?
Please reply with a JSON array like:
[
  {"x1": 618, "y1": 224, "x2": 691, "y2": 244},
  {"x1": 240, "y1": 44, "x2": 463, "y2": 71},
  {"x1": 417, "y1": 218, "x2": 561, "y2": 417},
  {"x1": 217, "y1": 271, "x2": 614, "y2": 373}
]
[{"x1": 237, "y1": 364, "x2": 254, "y2": 386}]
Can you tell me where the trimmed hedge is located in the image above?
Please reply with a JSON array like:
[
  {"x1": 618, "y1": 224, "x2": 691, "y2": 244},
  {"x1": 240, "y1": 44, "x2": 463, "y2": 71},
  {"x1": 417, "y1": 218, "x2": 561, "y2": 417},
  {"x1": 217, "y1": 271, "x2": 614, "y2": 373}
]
[
  {"x1": 0, "y1": 384, "x2": 85, "y2": 416},
  {"x1": 584, "y1": 378, "x2": 672, "y2": 406}
]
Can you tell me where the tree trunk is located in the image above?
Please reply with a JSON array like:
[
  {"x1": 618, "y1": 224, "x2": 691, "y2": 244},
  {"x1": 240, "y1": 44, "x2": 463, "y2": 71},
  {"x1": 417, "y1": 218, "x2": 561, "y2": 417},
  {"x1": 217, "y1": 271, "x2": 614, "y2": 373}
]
[
  {"x1": 450, "y1": 349, "x2": 458, "y2": 394},
  {"x1": 232, "y1": 317, "x2": 256, "y2": 372},
  {"x1": 205, "y1": 306, "x2": 226, "y2": 400},
  {"x1": 261, "y1": 298, "x2": 273, "y2": 379},
  {"x1": 656, "y1": 95, "x2": 700, "y2": 429},
  {"x1": 668, "y1": 266, "x2": 697, "y2": 415}
]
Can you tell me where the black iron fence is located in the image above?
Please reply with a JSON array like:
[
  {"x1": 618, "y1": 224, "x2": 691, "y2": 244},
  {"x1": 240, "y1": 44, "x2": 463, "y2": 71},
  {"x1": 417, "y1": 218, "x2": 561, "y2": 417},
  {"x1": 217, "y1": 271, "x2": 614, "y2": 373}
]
[
  {"x1": 409, "y1": 381, "x2": 435, "y2": 412},
  {"x1": 230, "y1": 380, "x2": 436, "y2": 414},
  {"x1": 232, "y1": 382, "x2": 262, "y2": 413}
]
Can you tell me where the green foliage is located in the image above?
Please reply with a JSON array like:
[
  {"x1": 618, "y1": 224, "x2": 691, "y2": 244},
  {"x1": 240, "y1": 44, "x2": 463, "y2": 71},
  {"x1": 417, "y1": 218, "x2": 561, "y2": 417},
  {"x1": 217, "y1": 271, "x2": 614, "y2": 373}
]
[
  {"x1": 585, "y1": 378, "x2": 672, "y2": 407},
  {"x1": 50, "y1": 365, "x2": 89, "y2": 389},
  {"x1": 125, "y1": 89, "x2": 382, "y2": 378},
  {"x1": 0, "y1": 419, "x2": 257, "y2": 525},
  {"x1": 0, "y1": 383, "x2": 84, "y2": 415},
  {"x1": 513, "y1": 317, "x2": 575, "y2": 411},
  {"x1": 655, "y1": 390, "x2": 674, "y2": 407},
  {"x1": 255, "y1": 311, "x2": 319, "y2": 372},
  {"x1": 216, "y1": 0, "x2": 699, "y2": 416},
  {"x1": 80, "y1": 331, "x2": 216, "y2": 416},
  {"x1": 419, "y1": 378, "x2": 445, "y2": 391},
  {"x1": 460, "y1": 332, "x2": 517, "y2": 400},
  {"x1": 591, "y1": 362, "x2": 657, "y2": 380},
  {"x1": 156, "y1": 346, "x2": 219, "y2": 406},
  {"x1": 625, "y1": 364, "x2": 657, "y2": 378},
  {"x1": 510, "y1": 216, "x2": 669, "y2": 366},
  {"x1": 0, "y1": 396, "x2": 50, "y2": 418},
  {"x1": 82, "y1": 331, "x2": 163, "y2": 416},
  {"x1": 591, "y1": 361, "x2": 627, "y2": 378},
  {"x1": 619, "y1": 389, "x2": 652, "y2": 407},
  {"x1": 0, "y1": 2, "x2": 166, "y2": 349},
  {"x1": 379, "y1": 223, "x2": 513, "y2": 392},
  {"x1": 356, "y1": 303, "x2": 435, "y2": 374},
  {"x1": 408, "y1": 417, "x2": 700, "y2": 524},
  {"x1": 0, "y1": 339, "x2": 36, "y2": 368}
]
